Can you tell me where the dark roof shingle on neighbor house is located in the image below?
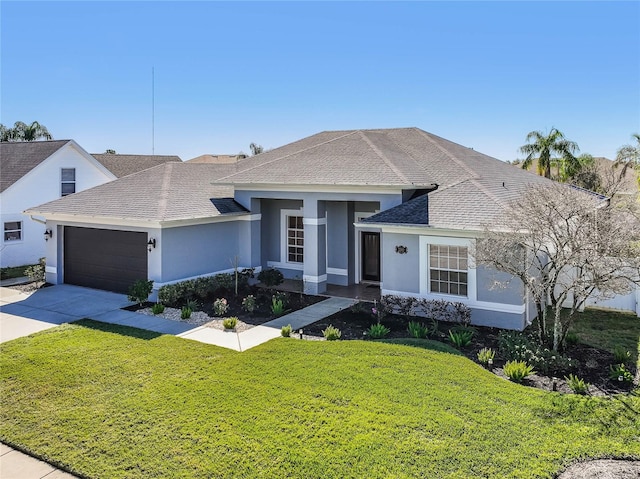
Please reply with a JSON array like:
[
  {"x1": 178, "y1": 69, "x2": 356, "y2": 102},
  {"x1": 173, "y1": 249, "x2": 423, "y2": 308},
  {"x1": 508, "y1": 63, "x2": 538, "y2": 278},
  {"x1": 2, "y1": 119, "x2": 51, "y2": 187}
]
[
  {"x1": 92, "y1": 153, "x2": 182, "y2": 178},
  {"x1": 26, "y1": 162, "x2": 248, "y2": 223},
  {"x1": 0, "y1": 140, "x2": 72, "y2": 193}
]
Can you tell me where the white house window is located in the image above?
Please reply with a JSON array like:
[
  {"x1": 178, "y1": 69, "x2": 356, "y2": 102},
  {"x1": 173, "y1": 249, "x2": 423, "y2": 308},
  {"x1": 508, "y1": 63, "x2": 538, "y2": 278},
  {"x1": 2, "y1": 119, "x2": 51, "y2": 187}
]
[
  {"x1": 4, "y1": 221, "x2": 22, "y2": 242},
  {"x1": 286, "y1": 215, "x2": 304, "y2": 263},
  {"x1": 429, "y1": 244, "x2": 468, "y2": 296},
  {"x1": 61, "y1": 168, "x2": 76, "y2": 196}
]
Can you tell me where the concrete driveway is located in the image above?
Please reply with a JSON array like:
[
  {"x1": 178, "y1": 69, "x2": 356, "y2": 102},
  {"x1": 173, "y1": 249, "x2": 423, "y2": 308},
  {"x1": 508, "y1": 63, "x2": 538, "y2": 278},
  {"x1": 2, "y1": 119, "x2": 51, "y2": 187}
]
[{"x1": 0, "y1": 284, "x2": 133, "y2": 343}]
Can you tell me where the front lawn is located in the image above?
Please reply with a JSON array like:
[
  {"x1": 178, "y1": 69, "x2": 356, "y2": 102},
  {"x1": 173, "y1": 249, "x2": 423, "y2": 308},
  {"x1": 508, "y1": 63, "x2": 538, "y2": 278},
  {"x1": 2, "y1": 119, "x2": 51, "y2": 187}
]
[
  {"x1": 1, "y1": 320, "x2": 638, "y2": 478},
  {"x1": 569, "y1": 308, "x2": 640, "y2": 366}
]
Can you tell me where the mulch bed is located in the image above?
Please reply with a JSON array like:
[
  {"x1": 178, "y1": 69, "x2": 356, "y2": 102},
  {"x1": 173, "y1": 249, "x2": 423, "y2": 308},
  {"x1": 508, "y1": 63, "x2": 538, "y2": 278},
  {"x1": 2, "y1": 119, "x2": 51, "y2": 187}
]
[
  {"x1": 303, "y1": 307, "x2": 637, "y2": 396},
  {"x1": 125, "y1": 285, "x2": 324, "y2": 326}
]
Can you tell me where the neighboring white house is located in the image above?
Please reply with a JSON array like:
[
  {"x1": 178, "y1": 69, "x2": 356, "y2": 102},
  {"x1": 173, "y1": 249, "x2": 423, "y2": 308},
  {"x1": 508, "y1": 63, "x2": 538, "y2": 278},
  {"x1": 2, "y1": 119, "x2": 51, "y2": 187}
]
[
  {"x1": 1, "y1": 140, "x2": 116, "y2": 268},
  {"x1": 0, "y1": 141, "x2": 182, "y2": 268}
]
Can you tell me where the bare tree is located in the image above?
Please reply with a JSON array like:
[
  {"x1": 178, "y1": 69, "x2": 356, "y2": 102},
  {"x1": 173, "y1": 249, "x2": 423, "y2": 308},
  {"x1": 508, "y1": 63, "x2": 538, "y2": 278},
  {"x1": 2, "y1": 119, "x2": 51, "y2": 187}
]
[{"x1": 475, "y1": 183, "x2": 640, "y2": 351}]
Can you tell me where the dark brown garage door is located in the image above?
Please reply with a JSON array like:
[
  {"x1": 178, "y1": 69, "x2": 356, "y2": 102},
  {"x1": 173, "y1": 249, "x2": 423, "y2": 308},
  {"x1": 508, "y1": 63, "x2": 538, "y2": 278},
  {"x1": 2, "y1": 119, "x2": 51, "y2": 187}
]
[{"x1": 64, "y1": 227, "x2": 148, "y2": 293}]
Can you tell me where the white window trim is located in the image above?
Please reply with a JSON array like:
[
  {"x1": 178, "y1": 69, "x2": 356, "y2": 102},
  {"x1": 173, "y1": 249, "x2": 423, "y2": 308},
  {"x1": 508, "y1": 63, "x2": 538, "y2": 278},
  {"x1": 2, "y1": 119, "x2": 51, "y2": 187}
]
[
  {"x1": 419, "y1": 236, "x2": 477, "y2": 303},
  {"x1": 61, "y1": 167, "x2": 76, "y2": 197},
  {"x1": 280, "y1": 208, "x2": 304, "y2": 267},
  {"x1": 3, "y1": 220, "x2": 23, "y2": 243}
]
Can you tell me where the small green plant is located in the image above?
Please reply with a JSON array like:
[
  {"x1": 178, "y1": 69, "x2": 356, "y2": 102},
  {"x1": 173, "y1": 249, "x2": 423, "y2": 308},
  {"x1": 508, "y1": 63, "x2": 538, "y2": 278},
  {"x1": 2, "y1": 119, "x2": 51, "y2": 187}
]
[
  {"x1": 241, "y1": 295, "x2": 256, "y2": 314},
  {"x1": 349, "y1": 301, "x2": 367, "y2": 315},
  {"x1": 222, "y1": 317, "x2": 238, "y2": 330},
  {"x1": 448, "y1": 329, "x2": 473, "y2": 348},
  {"x1": 564, "y1": 332, "x2": 579, "y2": 346},
  {"x1": 151, "y1": 303, "x2": 165, "y2": 315},
  {"x1": 271, "y1": 296, "x2": 288, "y2": 317},
  {"x1": 613, "y1": 346, "x2": 632, "y2": 365},
  {"x1": 257, "y1": 268, "x2": 284, "y2": 287},
  {"x1": 503, "y1": 360, "x2": 534, "y2": 383},
  {"x1": 213, "y1": 298, "x2": 229, "y2": 316},
  {"x1": 322, "y1": 325, "x2": 342, "y2": 341},
  {"x1": 281, "y1": 324, "x2": 292, "y2": 337},
  {"x1": 429, "y1": 318, "x2": 439, "y2": 337},
  {"x1": 127, "y1": 279, "x2": 154, "y2": 306},
  {"x1": 181, "y1": 306, "x2": 192, "y2": 319},
  {"x1": 367, "y1": 323, "x2": 391, "y2": 339},
  {"x1": 477, "y1": 347, "x2": 495, "y2": 367},
  {"x1": 407, "y1": 321, "x2": 429, "y2": 339},
  {"x1": 25, "y1": 257, "x2": 46, "y2": 283},
  {"x1": 565, "y1": 374, "x2": 589, "y2": 395},
  {"x1": 609, "y1": 363, "x2": 634, "y2": 384}
]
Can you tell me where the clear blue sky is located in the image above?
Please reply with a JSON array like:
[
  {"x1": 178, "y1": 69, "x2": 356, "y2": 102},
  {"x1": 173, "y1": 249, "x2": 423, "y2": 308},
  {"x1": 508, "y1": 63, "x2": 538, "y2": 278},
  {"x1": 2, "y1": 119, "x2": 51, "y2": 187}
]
[{"x1": 2, "y1": 1, "x2": 639, "y2": 162}]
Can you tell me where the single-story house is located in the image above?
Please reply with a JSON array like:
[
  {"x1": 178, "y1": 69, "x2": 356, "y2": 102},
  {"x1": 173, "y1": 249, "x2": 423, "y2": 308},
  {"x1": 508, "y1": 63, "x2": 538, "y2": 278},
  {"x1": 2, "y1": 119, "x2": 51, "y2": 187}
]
[
  {"x1": 27, "y1": 128, "x2": 558, "y2": 329},
  {"x1": 0, "y1": 141, "x2": 181, "y2": 268}
]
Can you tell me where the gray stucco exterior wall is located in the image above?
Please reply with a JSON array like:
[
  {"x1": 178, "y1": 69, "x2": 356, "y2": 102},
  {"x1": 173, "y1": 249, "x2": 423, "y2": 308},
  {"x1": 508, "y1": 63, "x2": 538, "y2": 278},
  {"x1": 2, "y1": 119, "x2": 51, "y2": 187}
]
[
  {"x1": 476, "y1": 265, "x2": 524, "y2": 305},
  {"x1": 381, "y1": 233, "x2": 420, "y2": 294},
  {"x1": 161, "y1": 222, "x2": 241, "y2": 282}
]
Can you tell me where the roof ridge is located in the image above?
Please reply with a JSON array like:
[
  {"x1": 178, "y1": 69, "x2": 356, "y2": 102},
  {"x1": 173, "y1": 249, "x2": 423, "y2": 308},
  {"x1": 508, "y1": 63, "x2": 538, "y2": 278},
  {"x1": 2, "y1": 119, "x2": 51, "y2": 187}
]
[
  {"x1": 157, "y1": 163, "x2": 173, "y2": 220},
  {"x1": 213, "y1": 130, "x2": 360, "y2": 182},
  {"x1": 358, "y1": 131, "x2": 412, "y2": 184},
  {"x1": 470, "y1": 177, "x2": 508, "y2": 210},
  {"x1": 414, "y1": 129, "x2": 478, "y2": 179}
]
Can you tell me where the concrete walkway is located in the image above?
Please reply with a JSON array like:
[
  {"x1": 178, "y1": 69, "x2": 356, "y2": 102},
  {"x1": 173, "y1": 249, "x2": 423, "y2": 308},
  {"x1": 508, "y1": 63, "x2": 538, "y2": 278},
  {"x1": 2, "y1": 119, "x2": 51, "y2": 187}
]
[
  {"x1": 1, "y1": 444, "x2": 77, "y2": 478},
  {"x1": 178, "y1": 296, "x2": 355, "y2": 351}
]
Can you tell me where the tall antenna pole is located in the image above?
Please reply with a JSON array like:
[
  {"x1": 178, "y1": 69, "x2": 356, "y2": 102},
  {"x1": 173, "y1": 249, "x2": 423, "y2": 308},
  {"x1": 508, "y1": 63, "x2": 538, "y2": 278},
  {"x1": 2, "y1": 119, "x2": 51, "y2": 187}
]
[{"x1": 152, "y1": 66, "x2": 155, "y2": 155}]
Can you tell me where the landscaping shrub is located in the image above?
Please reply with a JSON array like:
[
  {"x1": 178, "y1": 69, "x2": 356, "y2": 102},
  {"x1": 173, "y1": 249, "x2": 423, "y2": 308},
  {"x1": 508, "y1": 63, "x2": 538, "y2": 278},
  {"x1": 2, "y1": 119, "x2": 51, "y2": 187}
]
[
  {"x1": 498, "y1": 331, "x2": 573, "y2": 375},
  {"x1": 257, "y1": 268, "x2": 284, "y2": 287},
  {"x1": 613, "y1": 346, "x2": 632, "y2": 365},
  {"x1": 242, "y1": 295, "x2": 256, "y2": 314},
  {"x1": 408, "y1": 321, "x2": 429, "y2": 339},
  {"x1": 349, "y1": 301, "x2": 368, "y2": 315},
  {"x1": 477, "y1": 347, "x2": 495, "y2": 367},
  {"x1": 214, "y1": 273, "x2": 234, "y2": 292},
  {"x1": 222, "y1": 317, "x2": 238, "y2": 330},
  {"x1": 382, "y1": 295, "x2": 418, "y2": 318},
  {"x1": 151, "y1": 303, "x2": 165, "y2": 315},
  {"x1": 181, "y1": 306, "x2": 192, "y2": 319},
  {"x1": 448, "y1": 329, "x2": 473, "y2": 348},
  {"x1": 213, "y1": 298, "x2": 229, "y2": 316},
  {"x1": 193, "y1": 276, "x2": 216, "y2": 299},
  {"x1": 185, "y1": 298, "x2": 199, "y2": 311},
  {"x1": 322, "y1": 325, "x2": 341, "y2": 341},
  {"x1": 281, "y1": 324, "x2": 292, "y2": 337},
  {"x1": 367, "y1": 323, "x2": 390, "y2": 339},
  {"x1": 127, "y1": 279, "x2": 154, "y2": 306},
  {"x1": 609, "y1": 364, "x2": 634, "y2": 384},
  {"x1": 565, "y1": 374, "x2": 589, "y2": 395},
  {"x1": 503, "y1": 360, "x2": 534, "y2": 383},
  {"x1": 25, "y1": 257, "x2": 46, "y2": 283},
  {"x1": 271, "y1": 297, "x2": 286, "y2": 317}
]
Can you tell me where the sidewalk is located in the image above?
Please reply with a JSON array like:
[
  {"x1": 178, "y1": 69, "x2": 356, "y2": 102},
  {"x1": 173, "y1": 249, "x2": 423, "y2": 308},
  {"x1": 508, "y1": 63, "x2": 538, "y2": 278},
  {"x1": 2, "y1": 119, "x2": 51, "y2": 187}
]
[{"x1": 0, "y1": 444, "x2": 77, "y2": 478}]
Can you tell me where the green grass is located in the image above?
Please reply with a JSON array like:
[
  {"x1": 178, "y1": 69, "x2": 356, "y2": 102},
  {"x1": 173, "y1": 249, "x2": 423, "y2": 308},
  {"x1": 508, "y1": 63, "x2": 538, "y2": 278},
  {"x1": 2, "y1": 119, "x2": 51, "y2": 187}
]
[
  {"x1": 1, "y1": 320, "x2": 639, "y2": 479},
  {"x1": 569, "y1": 308, "x2": 640, "y2": 365}
]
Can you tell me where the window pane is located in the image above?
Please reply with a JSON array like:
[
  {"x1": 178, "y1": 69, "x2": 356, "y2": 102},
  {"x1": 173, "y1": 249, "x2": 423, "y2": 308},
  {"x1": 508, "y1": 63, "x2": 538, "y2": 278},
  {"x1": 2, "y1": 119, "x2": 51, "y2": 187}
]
[
  {"x1": 4, "y1": 221, "x2": 20, "y2": 231},
  {"x1": 428, "y1": 243, "x2": 469, "y2": 297},
  {"x1": 61, "y1": 168, "x2": 75, "y2": 181},
  {"x1": 61, "y1": 183, "x2": 76, "y2": 195}
]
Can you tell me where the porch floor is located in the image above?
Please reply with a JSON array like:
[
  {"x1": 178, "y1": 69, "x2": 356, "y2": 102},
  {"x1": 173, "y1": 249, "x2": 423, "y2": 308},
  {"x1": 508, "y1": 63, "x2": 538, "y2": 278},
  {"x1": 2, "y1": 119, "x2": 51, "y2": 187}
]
[{"x1": 272, "y1": 279, "x2": 381, "y2": 303}]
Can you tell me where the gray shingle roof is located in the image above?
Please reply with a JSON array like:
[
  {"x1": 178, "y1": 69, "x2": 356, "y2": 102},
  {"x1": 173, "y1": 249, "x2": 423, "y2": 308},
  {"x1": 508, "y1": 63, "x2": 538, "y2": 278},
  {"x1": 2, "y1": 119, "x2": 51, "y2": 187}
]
[
  {"x1": 0, "y1": 140, "x2": 72, "y2": 193},
  {"x1": 92, "y1": 153, "x2": 182, "y2": 178},
  {"x1": 26, "y1": 163, "x2": 248, "y2": 223},
  {"x1": 213, "y1": 128, "x2": 549, "y2": 188}
]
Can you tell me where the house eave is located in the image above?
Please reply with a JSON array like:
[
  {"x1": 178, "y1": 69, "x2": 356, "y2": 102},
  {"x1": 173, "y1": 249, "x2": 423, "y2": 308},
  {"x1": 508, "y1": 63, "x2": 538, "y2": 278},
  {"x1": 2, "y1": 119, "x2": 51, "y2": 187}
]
[{"x1": 220, "y1": 182, "x2": 435, "y2": 194}]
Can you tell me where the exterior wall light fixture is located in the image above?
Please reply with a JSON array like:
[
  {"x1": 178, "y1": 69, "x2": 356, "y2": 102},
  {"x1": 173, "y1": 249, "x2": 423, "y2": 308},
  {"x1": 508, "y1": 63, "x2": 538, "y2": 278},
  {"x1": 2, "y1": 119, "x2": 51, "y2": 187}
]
[
  {"x1": 147, "y1": 238, "x2": 156, "y2": 252},
  {"x1": 44, "y1": 229, "x2": 53, "y2": 241}
]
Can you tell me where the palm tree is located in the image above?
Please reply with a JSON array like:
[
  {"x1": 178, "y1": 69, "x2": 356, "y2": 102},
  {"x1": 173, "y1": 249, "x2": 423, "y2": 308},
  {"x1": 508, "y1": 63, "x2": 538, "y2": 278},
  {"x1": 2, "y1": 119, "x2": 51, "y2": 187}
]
[
  {"x1": 614, "y1": 133, "x2": 640, "y2": 179},
  {"x1": 520, "y1": 128, "x2": 579, "y2": 179},
  {"x1": 0, "y1": 121, "x2": 52, "y2": 141}
]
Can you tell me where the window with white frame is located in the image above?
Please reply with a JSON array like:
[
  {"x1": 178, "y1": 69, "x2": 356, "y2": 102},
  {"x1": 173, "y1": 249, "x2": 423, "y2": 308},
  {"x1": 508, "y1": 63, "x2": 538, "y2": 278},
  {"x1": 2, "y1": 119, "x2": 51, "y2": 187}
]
[
  {"x1": 429, "y1": 244, "x2": 468, "y2": 296},
  {"x1": 61, "y1": 168, "x2": 76, "y2": 196},
  {"x1": 286, "y1": 215, "x2": 304, "y2": 263},
  {"x1": 4, "y1": 221, "x2": 22, "y2": 242}
]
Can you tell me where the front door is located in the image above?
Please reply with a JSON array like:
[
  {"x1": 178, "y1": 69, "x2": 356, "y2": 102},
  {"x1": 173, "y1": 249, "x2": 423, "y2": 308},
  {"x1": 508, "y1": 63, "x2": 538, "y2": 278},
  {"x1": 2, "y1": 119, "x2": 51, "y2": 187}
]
[{"x1": 361, "y1": 232, "x2": 380, "y2": 282}]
